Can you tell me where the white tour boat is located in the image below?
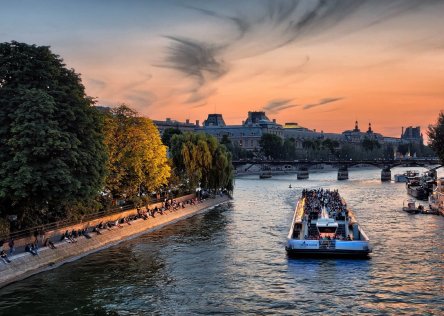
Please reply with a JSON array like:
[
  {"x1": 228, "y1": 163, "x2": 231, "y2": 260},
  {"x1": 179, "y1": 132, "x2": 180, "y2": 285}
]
[{"x1": 286, "y1": 189, "x2": 372, "y2": 257}]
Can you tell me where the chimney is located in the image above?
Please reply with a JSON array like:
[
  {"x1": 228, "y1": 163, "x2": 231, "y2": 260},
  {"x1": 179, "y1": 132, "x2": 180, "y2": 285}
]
[
  {"x1": 186, "y1": 119, "x2": 190, "y2": 124},
  {"x1": 273, "y1": 119, "x2": 276, "y2": 123},
  {"x1": 401, "y1": 126, "x2": 404, "y2": 137},
  {"x1": 195, "y1": 120, "x2": 200, "y2": 126}
]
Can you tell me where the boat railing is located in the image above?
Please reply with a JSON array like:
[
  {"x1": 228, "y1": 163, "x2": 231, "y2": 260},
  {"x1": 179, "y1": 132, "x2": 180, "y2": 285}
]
[
  {"x1": 288, "y1": 198, "x2": 304, "y2": 239},
  {"x1": 358, "y1": 226, "x2": 370, "y2": 241}
]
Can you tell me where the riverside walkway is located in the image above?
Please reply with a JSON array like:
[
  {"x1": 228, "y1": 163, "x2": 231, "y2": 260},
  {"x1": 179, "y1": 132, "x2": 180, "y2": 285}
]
[{"x1": 0, "y1": 195, "x2": 231, "y2": 288}]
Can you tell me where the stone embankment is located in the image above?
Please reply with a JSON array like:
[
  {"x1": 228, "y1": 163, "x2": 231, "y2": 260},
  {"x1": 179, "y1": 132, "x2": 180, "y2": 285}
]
[{"x1": 0, "y1": 195, "x2": 230, "y2": 288}]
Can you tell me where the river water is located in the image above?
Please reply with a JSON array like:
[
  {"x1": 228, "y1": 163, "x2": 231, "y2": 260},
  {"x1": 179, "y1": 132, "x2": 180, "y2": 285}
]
[{"x1": 0, "y1": 167, "x2": 443, "y2": 315}]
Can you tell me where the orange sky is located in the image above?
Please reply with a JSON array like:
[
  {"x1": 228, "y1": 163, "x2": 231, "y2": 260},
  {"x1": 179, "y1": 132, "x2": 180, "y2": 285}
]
[{"x1": 1, "y1": 0, "x2": 443, "y2": 138}]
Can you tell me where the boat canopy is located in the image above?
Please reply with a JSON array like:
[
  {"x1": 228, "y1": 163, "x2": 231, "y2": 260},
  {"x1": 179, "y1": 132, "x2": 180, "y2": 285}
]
[{"x1": 316, "y1": 218, "x2": 338, "y2": 228}]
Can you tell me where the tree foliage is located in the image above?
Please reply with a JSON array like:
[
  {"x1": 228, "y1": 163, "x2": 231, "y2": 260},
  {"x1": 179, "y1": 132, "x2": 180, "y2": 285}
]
[
  {"x1": 102, "y1": 105, "x2": 171, "y2": 200},
  {"x1": 0, "y1": 41, "x2": 107, "y2": 227},
  {"x1": 220, "y1": 135, "x2": 254, "y2": 160},
  {"x1": 170, "y1": 133, "x2": 234, "y2": 192},
  {"x1": 161, "y1": 127, "x2": 182, "y2": 147},
  {"x1": 260, "y1": 133, "x2": 283, "y2": 159},
  {"x1": 362, "y1": 137, "x2": 381, "y2": 151},
  {"x1": 428, "y1": 111, "x2": 444, "y2": 164}
]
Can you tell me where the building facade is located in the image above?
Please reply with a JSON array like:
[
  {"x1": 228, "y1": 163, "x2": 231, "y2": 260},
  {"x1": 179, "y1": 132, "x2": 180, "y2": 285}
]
[
  {"x1": 401, "y1": 126, "x2": 423, "y2": 145},
  {"x1": 199, "y1": 111, "x2": 283, "y2": 151},
  {"x1": 153, "y1": 118, "x2": 199, "y2": 135}
]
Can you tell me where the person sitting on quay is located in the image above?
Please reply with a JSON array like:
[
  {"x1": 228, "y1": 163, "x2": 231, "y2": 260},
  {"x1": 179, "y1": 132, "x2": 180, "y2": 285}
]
[
  {"x1": 1, "y1": 249, "x2": 11, "y2": 263},
  {"x1": 92, "y1": 225, "x2": 102, "y2": 235},
  {"x1": 43, "y1": 238, "x2": 57, "y2": 249},
  {"x1": 25, "y1": 243, "x2": 38, "y2": 256},
  {"x1": 81, "y1": 228, "x2": 92, "y2": 239},
  {"x1": 115, "y1": 219, "x2": 123, "y2": 228}
]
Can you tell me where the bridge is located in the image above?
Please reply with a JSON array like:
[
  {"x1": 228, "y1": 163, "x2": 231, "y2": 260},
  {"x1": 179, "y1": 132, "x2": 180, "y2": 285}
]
[{"x1": 233, "y1": 158, "x2": 441, "y2": 181}]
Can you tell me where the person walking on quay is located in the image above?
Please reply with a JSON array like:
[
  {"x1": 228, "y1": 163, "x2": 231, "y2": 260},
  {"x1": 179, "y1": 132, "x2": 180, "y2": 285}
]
[{"x1": 8, "y1": 238, "x2": 15, "y2": 256}]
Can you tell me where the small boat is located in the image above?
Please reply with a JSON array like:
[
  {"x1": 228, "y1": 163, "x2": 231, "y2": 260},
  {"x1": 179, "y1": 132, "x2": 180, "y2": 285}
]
[
  {"x1": 402, "y1": 199, "x2": 421, "y2": 214},
  {"x1": 406, "y1": 178, "x2": 428, "y2": 200},
  {"x1": 394, "y1": 170, "x2": 419, "y2": 183},
  {"x1": 286, "y1": 189, "x2": 372, "y2": 258},
  {"x1": 259, "y1": 171, "x2": 272, "y2": 179}
]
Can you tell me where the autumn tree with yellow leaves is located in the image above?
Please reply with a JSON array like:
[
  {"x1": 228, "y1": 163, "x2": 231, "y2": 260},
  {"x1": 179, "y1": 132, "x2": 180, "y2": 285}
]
[{"x1": 102, "y1": 105, "x2": 171, "y2": 201}]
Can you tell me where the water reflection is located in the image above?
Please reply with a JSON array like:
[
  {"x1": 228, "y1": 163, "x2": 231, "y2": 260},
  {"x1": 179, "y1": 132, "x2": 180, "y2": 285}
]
[{"x1": 0, "y1": 168, "x2": 443, "y2": 315}]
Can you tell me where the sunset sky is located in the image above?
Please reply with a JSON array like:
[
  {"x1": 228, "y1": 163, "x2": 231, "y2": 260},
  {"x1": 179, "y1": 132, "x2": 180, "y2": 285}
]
[{"x1": 1, "y1": 0, "x2": 443, "y2": 138}]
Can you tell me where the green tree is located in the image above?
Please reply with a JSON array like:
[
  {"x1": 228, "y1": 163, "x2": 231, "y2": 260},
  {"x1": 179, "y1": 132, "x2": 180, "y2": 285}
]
[
  {"x1": 260, "y1": 133, "x2": 283, "y2": 159},
  {"x1": 170, "y1": 133, "x2": 234, "y2": 192},
  {"x1": 428, "y1": 111, "x2": 444, "y2": 163},
  {"x1": 362, "y1": 137, "x2": 381, "y2": 151},
  {"x1": 322, "y1": 139, "x2": 340, "y2": 154},
  {"x1": 220, "y1": 135, "x2": 253, "y2": 160},
  {"x1": 283, "y1": 138, "x2": 297, "y2": 160},
  {"x1": 0, "y1": 42, "x2": 107, "y2": 227},
  {"x1": 161, "y1": 127, "x2": 182, "y2": 147},
  {"x1": 102, "y1": 105, "x2": 170, "y2": 200}
]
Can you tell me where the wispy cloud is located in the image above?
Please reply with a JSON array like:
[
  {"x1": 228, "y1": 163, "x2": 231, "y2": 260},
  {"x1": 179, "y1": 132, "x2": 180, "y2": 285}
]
[
  {"x1": 163, "y1": 0, "x2": 442, "y2": 105},
  {"x1": 124, "y1": 90, "x2": 157, "y2": 107},
  {"x1": 303, "y1": 97, "x2": 343, "y2": 110},
  {"x1": 262, "y1": 98, "x2": 299, "y2": 114},
  {"x1": 157, "y1": 36, "x2": 227, "y2": 104},
  {"x1": 87, "y1": 78, "x2": 107, "y2": 90}
]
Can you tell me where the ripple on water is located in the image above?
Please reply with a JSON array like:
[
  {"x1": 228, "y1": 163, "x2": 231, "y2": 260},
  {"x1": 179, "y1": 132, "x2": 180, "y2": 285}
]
[{"x1": 0, "y1": 168, "x2": 443, "y2": 315}]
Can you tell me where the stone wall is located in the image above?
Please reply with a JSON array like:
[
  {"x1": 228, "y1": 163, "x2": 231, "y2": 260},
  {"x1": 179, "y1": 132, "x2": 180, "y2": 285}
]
[
  {"x1": 0, "y1": 195, "x2": 230, "y2": 288},
  {"x1": 5, "y1": 194, "x2": 196, "y2": 251}
]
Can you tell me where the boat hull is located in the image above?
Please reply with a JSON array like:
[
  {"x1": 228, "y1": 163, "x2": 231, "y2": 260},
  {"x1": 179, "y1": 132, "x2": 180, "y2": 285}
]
[
  {"x1": 407, "y1": 186, "x2": 428, "y2": 200},
  {"x1": 286, "y1": 239, "x2": 372, "y2": 258},
  {"x1": 286, "y1": 248, "x2": 371, "y2": 258}
]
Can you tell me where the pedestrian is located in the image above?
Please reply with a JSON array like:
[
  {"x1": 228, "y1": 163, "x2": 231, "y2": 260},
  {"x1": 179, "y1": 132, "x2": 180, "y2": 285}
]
[{"x1": 8, "y1": 238, "x2": 14, "y2": 256}]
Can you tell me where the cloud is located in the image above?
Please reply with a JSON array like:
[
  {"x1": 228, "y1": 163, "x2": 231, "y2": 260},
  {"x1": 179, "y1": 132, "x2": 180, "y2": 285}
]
[
  {"x1": 157, "y1": 36, "x2": 227, "y2": 104},
  {"x1": 182, "y1": 4, "x2": 250, "y2": 39},
  {"x1": 87, "y1": 78, "x2": 107, "y2": 90},
  {"x1": 303, "y1": 97, "x2": 343, "y2": 110},
  {"x1": 262, "y1": 98, "x2": 300, "y2": 114},
  {"x1": 185, "y1": 87, "x2": 217, "y2": 104},
  {"x1": 124, "y1": 90, "x2": 157, "y2": 107},
  {"x1": 162, "y1": 0, "x2": 443, "y2": 105}
]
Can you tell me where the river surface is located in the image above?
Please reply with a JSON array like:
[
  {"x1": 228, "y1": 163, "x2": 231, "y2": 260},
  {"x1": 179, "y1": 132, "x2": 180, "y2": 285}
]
[{"x1": 0, "y1": 167, "x2": 443, "y2": 315}]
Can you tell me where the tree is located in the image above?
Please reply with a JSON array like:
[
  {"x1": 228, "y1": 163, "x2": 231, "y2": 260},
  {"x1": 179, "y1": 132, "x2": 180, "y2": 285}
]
[
  {"x1": 322, "y1": 139, "x2": 339, "y2": 154},
  {"x1": 428, "y1": 111, "x2": 444, "y2": 164},
  {"x1": 220, "y1": 135, "x2": 253, "y2": 160},
  {"x1": 0, "y1": 42, "x2": 107, "y2": 227},
  {"x1": 283, "y1": 138, "x2": 297, "y2": 160},
  {"x1": 170, "y1": 133, "x2": 234, "y2": 192},
  {"x1": 102, "y1": 105, "x2": 170, "y2": 200},
  {"x1": 260, "y1": 133, "x2": 283, "y2": 159},
  {"x1": 362, "y1": 137, "x2": 381, "y2": 151},
  {"x1": 161, "y1": 127, "x2": 182, "y2": 147}
]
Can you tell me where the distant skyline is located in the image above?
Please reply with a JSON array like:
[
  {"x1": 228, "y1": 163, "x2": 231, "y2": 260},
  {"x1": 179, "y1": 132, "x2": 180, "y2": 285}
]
[{"x1": 1, "y1": 0, "x2": 443, "y2": 138}]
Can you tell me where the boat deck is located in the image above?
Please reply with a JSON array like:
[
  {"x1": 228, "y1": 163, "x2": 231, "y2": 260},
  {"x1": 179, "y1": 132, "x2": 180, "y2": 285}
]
[{"x1": 287, "y1": 189, "x2": 371, "y2": 257}]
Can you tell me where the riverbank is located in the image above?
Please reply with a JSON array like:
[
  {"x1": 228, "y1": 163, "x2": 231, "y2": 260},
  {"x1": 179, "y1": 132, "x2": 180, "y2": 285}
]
[{"x1": 0, "y1": 195, "x2": 230, "y2": 289}]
